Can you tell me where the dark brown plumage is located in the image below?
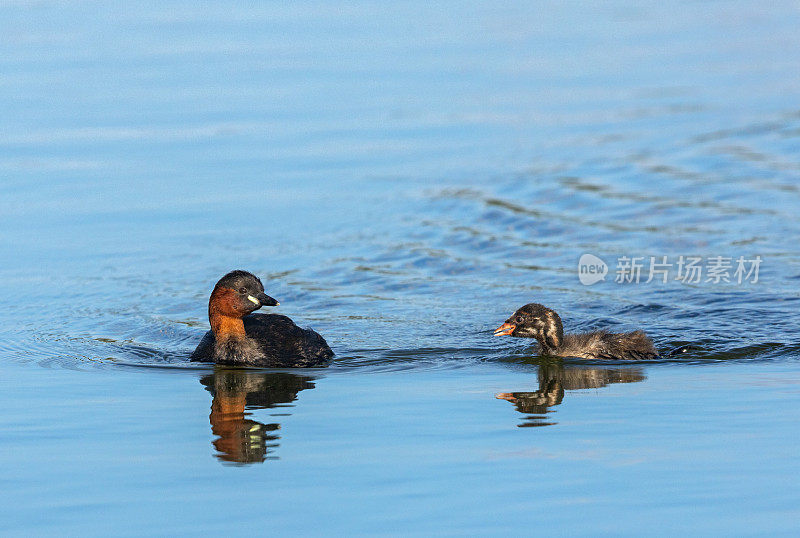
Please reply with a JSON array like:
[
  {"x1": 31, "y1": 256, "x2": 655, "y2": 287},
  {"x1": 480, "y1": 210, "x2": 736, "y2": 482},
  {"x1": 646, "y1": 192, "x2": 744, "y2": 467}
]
[
  {"x1": 190, "y1": 270, "x2": 333, "y2": 367},
  {"x1": 494, "y1": 303, "x2": 659, "y2": 360}
]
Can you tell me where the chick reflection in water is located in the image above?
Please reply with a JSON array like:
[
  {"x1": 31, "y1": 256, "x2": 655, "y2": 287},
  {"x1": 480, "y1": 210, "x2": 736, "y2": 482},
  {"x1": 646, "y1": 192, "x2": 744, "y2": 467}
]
[
  {"x1": 496, "y1": 363, "x2": 645, "y2": 427},
  {"x1": 200, "y1": 369, "x2": 315, "y2": 464}
]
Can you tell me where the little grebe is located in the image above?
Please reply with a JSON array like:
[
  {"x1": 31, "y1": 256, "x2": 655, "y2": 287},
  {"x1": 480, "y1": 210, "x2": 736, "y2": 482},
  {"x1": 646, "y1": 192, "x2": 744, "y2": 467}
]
[
  {"x1": 191, "y1": 270, "x2": 333, "y2": 367},
  {"x1": 494, "y1": 303, "x2": 660, "y2": 360}
]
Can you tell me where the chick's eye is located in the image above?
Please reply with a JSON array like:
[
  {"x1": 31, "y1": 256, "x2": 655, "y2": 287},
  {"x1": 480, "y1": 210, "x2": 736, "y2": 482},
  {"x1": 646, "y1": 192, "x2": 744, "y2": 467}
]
[
  {"x1": 239, "y1": 287, "x2": 247, "y2": 294},
  {"x1": 516, "y1": 316, "x2": 524, "y2": 324}
]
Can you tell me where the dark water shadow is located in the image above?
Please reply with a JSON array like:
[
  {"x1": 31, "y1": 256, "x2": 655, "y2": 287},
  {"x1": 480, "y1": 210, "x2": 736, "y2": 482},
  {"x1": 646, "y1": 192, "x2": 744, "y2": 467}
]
[
  {"x1": 199, "y1": 368, "x2": 317, "y2": 465},
  {"x1": 496, "y1": 360, "x2": 645, "y2": 427}
]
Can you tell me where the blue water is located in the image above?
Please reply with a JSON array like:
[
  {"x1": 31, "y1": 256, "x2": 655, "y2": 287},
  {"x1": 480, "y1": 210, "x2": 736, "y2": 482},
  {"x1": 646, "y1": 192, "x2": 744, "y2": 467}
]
[{"x1": 2, "y1": 1, "x2": 800, "y2": 535}]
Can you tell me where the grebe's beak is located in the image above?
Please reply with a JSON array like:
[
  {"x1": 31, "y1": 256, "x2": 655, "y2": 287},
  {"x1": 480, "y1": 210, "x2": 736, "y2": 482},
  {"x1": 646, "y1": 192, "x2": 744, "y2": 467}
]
[
  {"x1": 255, "y1": 292, "x2": 279, "y2": 307},
  {"x1": 493, "y1": 323, "x2": 516, "y2": 336}
]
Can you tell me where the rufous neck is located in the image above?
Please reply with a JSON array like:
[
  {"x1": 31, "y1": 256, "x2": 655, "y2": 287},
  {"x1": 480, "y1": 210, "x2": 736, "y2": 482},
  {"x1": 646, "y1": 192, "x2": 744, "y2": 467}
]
[
  {"x1": 209, "y1": 287, "x2": 246, "y2": 340},
  {"x1": 210, "y1": 314, "x2": 246, "y2": 339}
]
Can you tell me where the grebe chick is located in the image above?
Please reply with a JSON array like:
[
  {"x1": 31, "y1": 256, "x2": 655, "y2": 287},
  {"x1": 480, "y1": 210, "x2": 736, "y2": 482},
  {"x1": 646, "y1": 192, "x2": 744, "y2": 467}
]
[
  {"x1": 190, "y1": 270, "x2": 333, "y2": 367},
  {"x1": 494, "y1": 303, "x2": 659, "y2": 360}
]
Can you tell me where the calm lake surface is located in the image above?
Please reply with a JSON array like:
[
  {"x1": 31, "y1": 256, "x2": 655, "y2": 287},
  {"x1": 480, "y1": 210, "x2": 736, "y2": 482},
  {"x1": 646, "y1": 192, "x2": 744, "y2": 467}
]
[{"x1": 2, "y1": 1, "x2": 799, "y2": 535}]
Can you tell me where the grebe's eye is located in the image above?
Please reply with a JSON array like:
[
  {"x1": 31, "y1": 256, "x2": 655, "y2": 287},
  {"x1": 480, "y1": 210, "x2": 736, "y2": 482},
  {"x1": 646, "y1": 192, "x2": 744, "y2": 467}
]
[
  {"x1": 239, "y1": 287, "x2": 247, "y2": 293},
  {"x1": 516, "y1": 316, "x2": 524, "y2": 324}
]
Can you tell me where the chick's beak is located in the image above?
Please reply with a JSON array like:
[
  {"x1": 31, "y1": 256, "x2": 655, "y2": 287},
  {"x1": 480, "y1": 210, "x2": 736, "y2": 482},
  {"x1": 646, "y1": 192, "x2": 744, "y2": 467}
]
[
  {"x1": 493, "y1": 322, "x2": 516, "y2": 336},
  {"x1": 257, "y1": 292, "x2": 279, "y2": 307}
]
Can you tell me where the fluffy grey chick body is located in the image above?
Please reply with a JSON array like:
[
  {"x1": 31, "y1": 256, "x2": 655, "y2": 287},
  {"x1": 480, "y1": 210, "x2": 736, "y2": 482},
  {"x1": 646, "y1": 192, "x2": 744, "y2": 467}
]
[{"x1": 494, "y1": 303, "x2": 659, "y2": 360}]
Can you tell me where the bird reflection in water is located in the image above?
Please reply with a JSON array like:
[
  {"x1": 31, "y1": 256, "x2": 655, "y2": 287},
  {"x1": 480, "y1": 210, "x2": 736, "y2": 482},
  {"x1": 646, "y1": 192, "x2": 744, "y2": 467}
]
[
  {"x1": 496, "y1": 362, "x2": 645, "y2": 427},
  {"x1": 199, "y1": 368, "x2": 316, "y2": 464}
]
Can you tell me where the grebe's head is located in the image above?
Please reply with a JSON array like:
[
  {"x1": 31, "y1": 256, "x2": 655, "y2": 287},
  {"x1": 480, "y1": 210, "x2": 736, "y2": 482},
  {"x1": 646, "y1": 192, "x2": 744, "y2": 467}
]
[
  {"x1": 493, "y1": 303, "x2": 563, "y2": 349},
  {"x1": 210, "y1": 270, "x2": 278, "y2": 317}
]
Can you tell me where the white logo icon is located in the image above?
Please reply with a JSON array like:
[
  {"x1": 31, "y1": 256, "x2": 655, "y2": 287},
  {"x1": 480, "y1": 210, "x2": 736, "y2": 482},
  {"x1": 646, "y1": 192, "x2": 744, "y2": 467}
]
[{"x1": 578, "y1": 254, "x2": 607, "y2": 285}]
